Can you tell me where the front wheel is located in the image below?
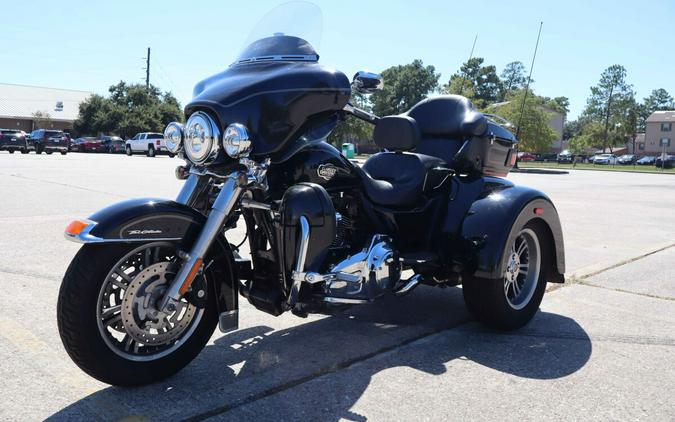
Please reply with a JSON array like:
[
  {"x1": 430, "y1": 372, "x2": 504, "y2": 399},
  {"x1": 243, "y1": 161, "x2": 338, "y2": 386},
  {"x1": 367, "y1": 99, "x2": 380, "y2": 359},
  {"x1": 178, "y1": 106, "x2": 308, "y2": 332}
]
[
  {"x1": 57, "y1": 242, "x2": 218, "y2": 386},
  {"x1": 126, "y1": 145, "x2": 132, "y2": 156},
  {"x1": 462, "y1": 221, "x2": 549, "y2": 330}
]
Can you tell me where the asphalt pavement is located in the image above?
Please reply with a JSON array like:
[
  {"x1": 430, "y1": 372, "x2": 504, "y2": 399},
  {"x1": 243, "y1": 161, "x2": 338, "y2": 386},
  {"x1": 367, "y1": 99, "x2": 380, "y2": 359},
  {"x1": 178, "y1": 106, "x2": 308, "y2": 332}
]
[{"x1": 0, "y1": 152, "x2": 673, "y2": 421}]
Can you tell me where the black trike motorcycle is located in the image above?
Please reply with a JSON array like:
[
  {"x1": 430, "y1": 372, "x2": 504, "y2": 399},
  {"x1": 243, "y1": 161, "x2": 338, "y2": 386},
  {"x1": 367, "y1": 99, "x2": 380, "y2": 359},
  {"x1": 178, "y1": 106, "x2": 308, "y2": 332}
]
[{"x1": 57, "y1": 3, "x2": 564, "y2": 386}]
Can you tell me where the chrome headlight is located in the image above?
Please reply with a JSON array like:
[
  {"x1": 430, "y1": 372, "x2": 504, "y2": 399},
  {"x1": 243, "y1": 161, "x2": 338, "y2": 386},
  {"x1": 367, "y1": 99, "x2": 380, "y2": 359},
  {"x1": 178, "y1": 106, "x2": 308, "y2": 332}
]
[
  {"x1": 223, "y1": 123, "x2": 252, "y2": 158},
  {"x1": 163, "y1": 122, "x2": 184, "y2": 153},
  {"x1": 184, "y1": 111, "x2": 220, "y2": 164}
]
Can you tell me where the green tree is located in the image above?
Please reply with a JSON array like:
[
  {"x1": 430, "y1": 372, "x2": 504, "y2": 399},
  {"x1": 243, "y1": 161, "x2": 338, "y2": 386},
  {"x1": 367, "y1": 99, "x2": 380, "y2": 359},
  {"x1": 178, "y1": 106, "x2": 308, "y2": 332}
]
[
  {"x1": 545, "y1": 96, "x2": 570, "y2": 114},
  {"x1": 563, "y1": 119, "x2": 583, "y2": 141},
  {"x1": 32, "y1": 110, "x2": 53, "y2": 129},
  {"x1": 328, "y1": 93, "x2": 374, "y2": 150},
  {"x1": 370, "y1": 60, "x2": 440, "y2": 116},
  {"x1": 74, "y1": 82, "x2": 182, "y2": 138},
  {"x1": 639, "y1": 88, "x2": 674, "y2": 130},
  {"x1": 581, "y1": 65, "x2": 634, "y2": 152},
  {"x1": 443, "y1": 75, "x2": 476, "y2": 102},
  {"x1": 499, "y1": 61, "x2": 527, "y2": 100},
  {"x1": 491, "y1": 89, "x2": 559, "y2": 153},
  {"x1": 568, "y1": 122, "x2": 605, "y2": 153},
  {"x1": 444, "y1": 57, "x2": 502, "y2": 108}
]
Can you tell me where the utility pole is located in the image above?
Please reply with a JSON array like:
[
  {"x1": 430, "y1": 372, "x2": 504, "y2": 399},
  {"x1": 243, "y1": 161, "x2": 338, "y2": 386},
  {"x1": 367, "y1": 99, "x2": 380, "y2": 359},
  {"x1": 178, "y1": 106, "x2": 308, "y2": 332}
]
[{"x1": 145, "y1": 47, "x2": 151, "y2": 89}]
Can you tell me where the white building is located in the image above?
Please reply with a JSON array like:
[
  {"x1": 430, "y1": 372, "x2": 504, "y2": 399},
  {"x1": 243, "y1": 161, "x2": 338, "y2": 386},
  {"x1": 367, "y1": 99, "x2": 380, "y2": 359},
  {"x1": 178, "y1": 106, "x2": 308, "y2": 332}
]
[{"x1": 0, "y1": 83, "x2": 92, "y2": 132}]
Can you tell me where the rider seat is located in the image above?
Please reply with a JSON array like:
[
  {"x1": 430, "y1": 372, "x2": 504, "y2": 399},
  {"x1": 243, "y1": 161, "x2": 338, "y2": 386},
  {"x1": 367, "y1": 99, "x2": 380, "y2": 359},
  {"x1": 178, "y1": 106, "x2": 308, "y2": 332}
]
[
  {"x1": 360, "y1": 97, "x2": 487, "y2": 207},
  {"x1": 360, "y1": 115, "x2": 445, "y2": 207}
]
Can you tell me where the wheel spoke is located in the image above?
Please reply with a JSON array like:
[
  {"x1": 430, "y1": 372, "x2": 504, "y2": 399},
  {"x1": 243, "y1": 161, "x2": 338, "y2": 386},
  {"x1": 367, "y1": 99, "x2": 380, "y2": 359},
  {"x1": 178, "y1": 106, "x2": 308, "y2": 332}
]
[
  {"x1": 144, "y1": 249, "x2": 152, "y2": 268},
  {"x1": 124, "y1": 335, "x2": 136, "y2": 352},
  {"x1": 114, "y1": 269, "x2": 133, "y2": 282},
  {"x1": 516, "y1": 238, "x2": 528, "y2": 257},
  {"x1": 100, "y1": 305, "x2": 121, "y2": 320},
  {"x1": 513, "y1": 280, "x2": 521, "y2": 296},
  {"x1": 103, "y1": 314, "x2": 122, "y2": 328}
]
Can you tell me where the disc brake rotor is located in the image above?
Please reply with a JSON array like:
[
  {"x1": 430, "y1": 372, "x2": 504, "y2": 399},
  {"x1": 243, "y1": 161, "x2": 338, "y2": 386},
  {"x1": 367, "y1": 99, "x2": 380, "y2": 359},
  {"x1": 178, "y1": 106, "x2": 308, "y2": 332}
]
[{"x1": 121, "y1": 262, "x2": 198, "y2": 346}]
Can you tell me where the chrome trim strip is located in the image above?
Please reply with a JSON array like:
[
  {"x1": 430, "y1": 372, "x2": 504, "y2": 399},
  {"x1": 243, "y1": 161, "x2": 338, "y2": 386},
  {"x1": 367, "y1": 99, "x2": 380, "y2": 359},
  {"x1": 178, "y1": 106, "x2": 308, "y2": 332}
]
[
  {"x1": 286, "y1": 216, "x2": 311, "y2": 309},
  {"x1": 240, "y1": 198, "x2": 273, "y2": 211},
  {"x1": 64, "y1": 221, "x2": 181, "y2": 244},
  {"x1": 231, "y1": 54, "x2": 318, "y2": 66},
  {"x1": 324, "y1": 297, "x2": 369, "y2": 304}
]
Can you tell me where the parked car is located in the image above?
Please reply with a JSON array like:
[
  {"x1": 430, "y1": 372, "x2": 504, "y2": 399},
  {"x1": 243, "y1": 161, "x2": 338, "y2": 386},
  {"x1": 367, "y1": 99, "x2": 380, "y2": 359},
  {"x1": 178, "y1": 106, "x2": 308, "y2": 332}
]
[
  {"x1": 655, "y1": 155, "x2": 675, "y2": 169},
  {"x1": 0, "y1": 129, "x2": 29, "y2": 154},
  {"x1": 125, "y1": 132, "x2": 174, "y2": 157},
  {"x1": 636, "y1": 156, "x2": 656, "y2": 165},
  {"x1": 557, "y1": 150, "x2": 573, "y2": 163},
  {"x1": 102, "y1": 136, "x2": 125, "y2": 153},
  {"x1": 29, "y1": 129, "x2": 69, "y2": 155},
  {"x1": 617, "y1": 154, "x2": 637, "y2": 165},
  {"x1": 593, "y1": 153, "x2": 617, "y2": 165},
  {"x1": 70, "y1": 137, "x2": 85, "y2": 151},
  {"x1": 517, "y1": 152, "x2": 535, "y2": 162},
  {"x1": 535, "y1": 153, "x2": 558, "y2": 162},
  {"x1": 73, "y1": 137, "x2": 104, "y2": 152}
]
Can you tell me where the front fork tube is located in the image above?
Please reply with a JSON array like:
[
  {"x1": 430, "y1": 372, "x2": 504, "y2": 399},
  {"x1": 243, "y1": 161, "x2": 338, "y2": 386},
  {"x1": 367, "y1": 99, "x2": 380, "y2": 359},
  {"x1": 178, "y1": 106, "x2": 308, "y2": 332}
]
[{"x1": 160, "y1": 172, "x2": 244, "y2": 312}]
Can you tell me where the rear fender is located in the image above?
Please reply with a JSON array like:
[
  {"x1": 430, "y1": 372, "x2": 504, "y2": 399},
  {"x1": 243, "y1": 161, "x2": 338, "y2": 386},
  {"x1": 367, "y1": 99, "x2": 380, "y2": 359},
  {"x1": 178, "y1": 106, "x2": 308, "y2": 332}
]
[
  {"x1": 454, "y1": 180, "x2": 565, "y2": 282},
  {"x1": 66, "y1": 198, "x2": 239, "y2": 330}
]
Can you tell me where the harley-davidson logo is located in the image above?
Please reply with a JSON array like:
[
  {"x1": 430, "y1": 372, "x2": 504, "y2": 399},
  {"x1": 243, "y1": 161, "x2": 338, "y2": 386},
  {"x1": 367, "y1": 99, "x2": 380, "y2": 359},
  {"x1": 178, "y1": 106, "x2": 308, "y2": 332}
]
[{"x1": 317, "y1": 164, "x2": 338, "y2": 181}]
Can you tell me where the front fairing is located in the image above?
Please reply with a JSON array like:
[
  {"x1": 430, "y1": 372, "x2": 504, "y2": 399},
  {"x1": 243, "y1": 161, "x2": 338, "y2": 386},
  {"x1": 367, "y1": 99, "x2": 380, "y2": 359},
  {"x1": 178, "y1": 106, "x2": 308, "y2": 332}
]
[{"x1": 185, "y1": 61, "x2": 350, "y2": 159}]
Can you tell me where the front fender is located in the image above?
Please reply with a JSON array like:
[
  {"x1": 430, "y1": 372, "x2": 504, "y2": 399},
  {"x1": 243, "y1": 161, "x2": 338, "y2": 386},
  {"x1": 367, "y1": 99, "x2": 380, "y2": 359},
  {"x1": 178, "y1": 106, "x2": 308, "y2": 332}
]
[
  {"x1": 452, "y1": 179, "x2": 565, "y2": 282},
  {"x1": 66, "y1": 198, "x2": 239, "y2": 328}
]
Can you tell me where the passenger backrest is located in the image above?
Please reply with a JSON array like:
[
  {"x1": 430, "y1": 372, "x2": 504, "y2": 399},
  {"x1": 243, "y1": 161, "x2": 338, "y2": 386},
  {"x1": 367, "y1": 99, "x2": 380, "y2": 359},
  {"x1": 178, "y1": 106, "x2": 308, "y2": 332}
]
[
  {"x1": 406, "y1": 95, "x2": 487, "y2": 138},
  {"x1": 372, "y1": 115, "x2": 420, "y2": 151}
]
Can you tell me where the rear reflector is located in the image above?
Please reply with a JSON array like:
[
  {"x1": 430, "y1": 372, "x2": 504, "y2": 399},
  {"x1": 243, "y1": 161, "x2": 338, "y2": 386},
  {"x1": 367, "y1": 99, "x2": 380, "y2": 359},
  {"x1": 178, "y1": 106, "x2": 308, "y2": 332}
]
[
  {"x1": 65, "y1": 219, "x2": 89, "y2": 236},
  {"x1": 534, "y1": 207, "x2": 544, "y2": 215}
]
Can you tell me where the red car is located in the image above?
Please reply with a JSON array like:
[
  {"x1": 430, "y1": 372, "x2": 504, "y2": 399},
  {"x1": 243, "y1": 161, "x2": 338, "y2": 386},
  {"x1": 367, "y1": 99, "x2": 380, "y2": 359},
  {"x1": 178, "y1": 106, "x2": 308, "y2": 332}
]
[
  {"x1": 74, "y1": 137, "x2": 104, "y2": 152},
  {"x1": 517, "y1": 152, "x2": 536, "y2": 162}
]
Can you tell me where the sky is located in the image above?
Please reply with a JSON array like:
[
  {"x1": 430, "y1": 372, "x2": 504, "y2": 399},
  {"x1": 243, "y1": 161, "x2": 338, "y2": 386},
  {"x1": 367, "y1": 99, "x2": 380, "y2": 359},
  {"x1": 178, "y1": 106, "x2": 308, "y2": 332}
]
[{"x1": 1, "y1": 0, "x2": 674, "y2": 120}]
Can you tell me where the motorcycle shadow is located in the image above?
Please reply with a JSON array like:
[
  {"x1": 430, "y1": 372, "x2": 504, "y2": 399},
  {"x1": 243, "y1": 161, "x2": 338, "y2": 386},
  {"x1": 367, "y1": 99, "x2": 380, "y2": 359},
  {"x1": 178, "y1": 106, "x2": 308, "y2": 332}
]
[{"x1": 48, "y1": 286, "x2": 592, "y2": 421}]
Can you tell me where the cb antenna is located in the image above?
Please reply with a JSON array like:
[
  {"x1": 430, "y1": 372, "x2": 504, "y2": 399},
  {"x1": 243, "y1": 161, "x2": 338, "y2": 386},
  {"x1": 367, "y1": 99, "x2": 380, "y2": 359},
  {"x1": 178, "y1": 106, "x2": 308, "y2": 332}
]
[
  {"x1": 516, "y1": 21, "x2": 543, "y2": 139},
  {"x1": 458, "y1": 34, "x2": 478, "y2": 96}
]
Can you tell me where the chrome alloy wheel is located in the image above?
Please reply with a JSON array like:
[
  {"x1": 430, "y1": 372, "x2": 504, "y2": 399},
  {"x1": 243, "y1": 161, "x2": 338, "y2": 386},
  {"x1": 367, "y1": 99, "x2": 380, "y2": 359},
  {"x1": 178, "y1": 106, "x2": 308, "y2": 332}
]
[
  {"x1": 96, "y1": 242, "x2": 204, "y2": 361},
  {"x1": 503, "y1": 228, "x2": 541, "y2": 310}
]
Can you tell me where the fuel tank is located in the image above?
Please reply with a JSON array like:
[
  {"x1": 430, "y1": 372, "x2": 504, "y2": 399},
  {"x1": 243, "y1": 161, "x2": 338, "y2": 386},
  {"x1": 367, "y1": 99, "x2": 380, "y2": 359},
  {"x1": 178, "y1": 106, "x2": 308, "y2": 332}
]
[{"x1": 266, "y1": 142, "x2": 361, "y2": 199}]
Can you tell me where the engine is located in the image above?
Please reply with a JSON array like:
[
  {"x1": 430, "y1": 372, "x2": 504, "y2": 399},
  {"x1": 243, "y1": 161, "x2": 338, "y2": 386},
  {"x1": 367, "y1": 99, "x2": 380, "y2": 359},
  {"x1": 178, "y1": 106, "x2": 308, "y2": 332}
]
[
  {"x1": 279, "y1": 183, "x2": 403, "y2": 307},
  {"x1": 324, "y1": 235, "x2": 402, "y2": 303}
]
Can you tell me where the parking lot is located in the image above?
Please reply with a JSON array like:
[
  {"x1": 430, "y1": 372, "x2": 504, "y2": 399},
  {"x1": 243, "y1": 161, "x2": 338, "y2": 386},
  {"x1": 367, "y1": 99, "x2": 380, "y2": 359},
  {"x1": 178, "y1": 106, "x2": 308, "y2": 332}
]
[{"x1": 0, "y1": 152, "x2": 674, "y2": 421}]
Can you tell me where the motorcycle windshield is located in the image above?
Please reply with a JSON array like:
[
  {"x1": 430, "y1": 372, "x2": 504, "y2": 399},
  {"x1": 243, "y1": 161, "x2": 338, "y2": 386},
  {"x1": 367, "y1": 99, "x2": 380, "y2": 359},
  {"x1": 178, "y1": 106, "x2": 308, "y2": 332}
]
[{"x1": 233, "y1": 1, "x2": 322, "y2": 66}]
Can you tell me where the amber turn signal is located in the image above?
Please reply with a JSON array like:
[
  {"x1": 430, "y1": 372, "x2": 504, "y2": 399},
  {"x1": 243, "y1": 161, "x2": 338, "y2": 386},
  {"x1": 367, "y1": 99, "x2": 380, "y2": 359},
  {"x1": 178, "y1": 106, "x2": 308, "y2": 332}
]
[{"x1": 65, "y1": 219, "x2": 89, "y2": 236}]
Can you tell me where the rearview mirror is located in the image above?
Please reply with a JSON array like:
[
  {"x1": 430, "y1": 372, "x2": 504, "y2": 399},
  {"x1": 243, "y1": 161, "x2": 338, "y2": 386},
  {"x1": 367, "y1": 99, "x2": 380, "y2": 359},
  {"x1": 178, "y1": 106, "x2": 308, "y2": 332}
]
[{"x1": 352, "y1": 71, "x2": 383, "y2": 94}]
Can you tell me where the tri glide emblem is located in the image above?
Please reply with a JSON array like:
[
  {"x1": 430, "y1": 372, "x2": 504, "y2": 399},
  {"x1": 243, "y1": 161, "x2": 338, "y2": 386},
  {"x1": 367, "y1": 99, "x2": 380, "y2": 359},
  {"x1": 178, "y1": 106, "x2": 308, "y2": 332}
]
[
  {"x1": 127, "y1": 229, "x2": 163, "y2": 235},
  {"x1": 317, "y1": 164, "x2": 338, "y2": 181}
]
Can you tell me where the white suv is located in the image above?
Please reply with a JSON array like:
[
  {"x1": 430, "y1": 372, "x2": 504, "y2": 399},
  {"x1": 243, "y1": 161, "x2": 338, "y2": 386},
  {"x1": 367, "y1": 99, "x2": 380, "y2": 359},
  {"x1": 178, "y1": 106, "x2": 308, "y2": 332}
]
[{"x1": 125, "y1": 132, "x2": 174, "y2": 157}]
